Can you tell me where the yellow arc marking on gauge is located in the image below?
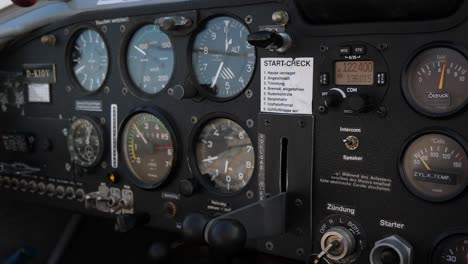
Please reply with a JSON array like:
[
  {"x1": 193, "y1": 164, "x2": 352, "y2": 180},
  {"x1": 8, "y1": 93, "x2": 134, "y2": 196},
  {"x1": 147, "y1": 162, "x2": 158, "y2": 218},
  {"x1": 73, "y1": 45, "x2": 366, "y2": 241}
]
[
  {"x1": 439, "y1": 63, "x2": 447, "y2": 90},
  {"x1": 419, "y1": 155, "x2": 432, "y2": 171},
  {"x1": 131, "y1": 139, "x2": 137, "y2": 160}
]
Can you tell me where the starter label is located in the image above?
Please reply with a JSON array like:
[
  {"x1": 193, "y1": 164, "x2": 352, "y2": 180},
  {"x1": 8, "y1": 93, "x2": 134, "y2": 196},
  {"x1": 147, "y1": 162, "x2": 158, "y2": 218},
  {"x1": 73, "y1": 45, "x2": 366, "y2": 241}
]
[{"x1": 261, "y1": 57, "x2": 313, "y2": 115}]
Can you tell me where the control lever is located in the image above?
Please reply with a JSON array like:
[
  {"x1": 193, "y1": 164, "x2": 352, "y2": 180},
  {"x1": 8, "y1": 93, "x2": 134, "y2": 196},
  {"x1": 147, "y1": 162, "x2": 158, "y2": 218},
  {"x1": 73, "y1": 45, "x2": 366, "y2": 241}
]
[
  {"x1": 114, "y1": 213, "x2": 150, "y2": 233},
  {"x1": 203, "y1": 193, "x2": 286, "y2": 251},
  {"x1": 247, "y1": 31, "x2": 292, "y2": 53}
]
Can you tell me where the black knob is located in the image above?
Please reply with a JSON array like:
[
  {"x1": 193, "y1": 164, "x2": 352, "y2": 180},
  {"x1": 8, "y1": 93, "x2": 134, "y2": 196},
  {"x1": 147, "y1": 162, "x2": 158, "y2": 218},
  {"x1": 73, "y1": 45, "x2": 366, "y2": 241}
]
[
  {"x1": 206, "y1": 219, "x2": 247, "y2": 252},
  {"x1": 181, "y1": 213, "x2": 209, "y2": 242},
  {"x1": 325, "y1": 90, "x2": 344, "y2": 107},
  {"x1": 179, "y1": 179, "x2": 195, "y2": 197},
  {"x1": 347, "y1": 95, "x2": 366, "y2": 113},
  {"x1": 248, "y1": 31, "x2": 285, "y2": 49},
  {"x1": 147, "y1": 242, "x2": 169, "y2": 263}
]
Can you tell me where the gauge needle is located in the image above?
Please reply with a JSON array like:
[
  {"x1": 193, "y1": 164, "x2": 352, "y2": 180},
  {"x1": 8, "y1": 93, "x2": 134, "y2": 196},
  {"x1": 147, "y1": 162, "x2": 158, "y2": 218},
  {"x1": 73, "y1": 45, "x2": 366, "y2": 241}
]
[
  {"x1": 439, "y1": 63, "x2": 447, "y2": 90},
  {"x1": 419, "y1": 155, "x2": 432, "y2": 171},
  {"x1": 211, "y1": 61, "x2": 224, "y2": 88},
  {"x1": 202, "y1": 156, "x2": 219, "y2": 162},
  {"x1": 133, "y1": 124, "x2": 148, "y2": 144},
  {"x1": 224, "y1": 160, "x2": 229, "y2": 174},
  {"x1": 134, "y1": 45, "x2": 147, "y2": 56}
]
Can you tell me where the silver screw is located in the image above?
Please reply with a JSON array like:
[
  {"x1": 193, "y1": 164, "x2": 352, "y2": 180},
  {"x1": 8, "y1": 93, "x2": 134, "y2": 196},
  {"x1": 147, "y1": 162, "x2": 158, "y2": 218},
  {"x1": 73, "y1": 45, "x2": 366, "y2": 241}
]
[
  {"x1": 246, "y1": 119, "x2": 254, "y2": 128},
  {"x1": 102, "y1": 26, "x2": 107, "y2": 33},
  {"x1": 101, "y1": 161, "x2": 107, "y2": 169},
  {"x1": 62, "y1": 128, "x2": 68, "y2": 137},
  {"x1": 100, "y1": 117, "x2": 106, "y2": 125},
  {"x1": 246, "y1": 190, "x2": 254, "y2": 199},
  {"x1": 167, "y1": 88, "x2": 174, "y2": 96},
  {"x1": 65, "y1": 163, "x2": 71, "y2": 172},
  {"x1": 64, "y1": 28, "x2": 69, "y2": 36},
  {"x1": 265, "y1": 242, "x2": 274, "y2": 251},
  {"x1": 120, "y1": 25, "x2": 126, "y2": 33},
  {"x1": 191, "y1": 116, "x2": 198, "y2": 124},
  {"x1": 122, "y1": 87, "x2": 128, "y2": 95},
  {"x1": 245, "y1": 89, "x2": 253, "y2": 99},
  {"x1": 104, "y1": 86, "x2": 110, "y2": 94},
  {"x1": 245, "y1": 15, "x2": 253, "y2": 24},
  {"x1": 66, "y1": 86, "x2": 72, "y2": 93}
]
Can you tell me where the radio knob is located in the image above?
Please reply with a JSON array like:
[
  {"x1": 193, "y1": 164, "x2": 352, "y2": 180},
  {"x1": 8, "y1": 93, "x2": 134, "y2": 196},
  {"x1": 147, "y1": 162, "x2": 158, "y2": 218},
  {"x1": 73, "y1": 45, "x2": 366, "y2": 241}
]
[
  {"x1": 325, "y1": 90, "x2": 344, "y2": 107},
  {"x1": 347, "y1": 95, "x2": 367, "y2": 113}
]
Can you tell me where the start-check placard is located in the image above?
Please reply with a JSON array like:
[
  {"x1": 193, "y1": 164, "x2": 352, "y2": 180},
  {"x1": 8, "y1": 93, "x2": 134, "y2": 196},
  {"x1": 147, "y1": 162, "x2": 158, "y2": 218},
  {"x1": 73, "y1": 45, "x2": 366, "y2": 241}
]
[{"x1": 260, "y1": 58, "x2": 313, "y2": 115}]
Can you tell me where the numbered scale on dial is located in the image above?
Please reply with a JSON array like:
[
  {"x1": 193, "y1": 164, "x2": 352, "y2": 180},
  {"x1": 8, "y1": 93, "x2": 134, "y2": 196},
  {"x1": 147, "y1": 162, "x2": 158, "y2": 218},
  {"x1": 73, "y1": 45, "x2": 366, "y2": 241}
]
[
  {"x1": 192, "y1": 117, "x2": 255, "y2": 194},
  {"x1": 68, "y1": 117, "x2": 104, "y2": 168}
]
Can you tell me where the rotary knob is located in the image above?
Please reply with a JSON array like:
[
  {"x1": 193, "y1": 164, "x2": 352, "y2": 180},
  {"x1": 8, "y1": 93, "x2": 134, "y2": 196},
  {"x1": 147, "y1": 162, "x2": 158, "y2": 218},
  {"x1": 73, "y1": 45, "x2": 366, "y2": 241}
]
[{"x1": 320, "y1": 226, "x2": 356, "y2": 261}]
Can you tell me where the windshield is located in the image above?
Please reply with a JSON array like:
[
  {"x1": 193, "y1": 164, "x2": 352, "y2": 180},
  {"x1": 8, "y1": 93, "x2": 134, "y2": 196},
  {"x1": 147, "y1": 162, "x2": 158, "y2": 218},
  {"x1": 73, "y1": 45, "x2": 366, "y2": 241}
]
[{"x1": 0, "y1": 0, "x2": 11, "y2": 10}]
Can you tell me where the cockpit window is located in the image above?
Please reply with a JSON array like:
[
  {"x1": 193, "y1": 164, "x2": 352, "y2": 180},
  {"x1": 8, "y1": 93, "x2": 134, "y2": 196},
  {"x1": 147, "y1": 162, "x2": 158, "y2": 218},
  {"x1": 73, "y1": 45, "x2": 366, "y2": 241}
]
[{"x1": 0, "y1": 0, "x2": 12, "y2": 10}]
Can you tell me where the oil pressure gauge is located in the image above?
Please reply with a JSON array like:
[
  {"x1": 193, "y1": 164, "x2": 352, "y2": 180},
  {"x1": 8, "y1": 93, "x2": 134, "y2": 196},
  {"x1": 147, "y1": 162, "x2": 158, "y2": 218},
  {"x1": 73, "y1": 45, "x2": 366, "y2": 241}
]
[
  {"x1": 403, "y1": 46, "x2": 468, "y2": 117},
  {"x1": 399, "y1": 130, "x2": 468, "y2": 202}
]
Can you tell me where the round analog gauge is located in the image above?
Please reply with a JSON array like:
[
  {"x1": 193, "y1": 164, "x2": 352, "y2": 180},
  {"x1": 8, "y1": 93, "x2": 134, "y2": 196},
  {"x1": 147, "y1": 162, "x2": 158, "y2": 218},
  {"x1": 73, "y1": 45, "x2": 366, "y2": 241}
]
[
  {"x1": 126, "y1": 25, "x2": 175, "y2": 95},
  {"x1": 403, "y1": 46, "x2": 468, "y2": 117},
  {"x1": 192, "y1": 16, "x2": 256, "y2": 100},
  {"x1": 432, "y1": 234, "x2": 468, "y2": 264},
  {"x1": 70, "y1": 29, "x2": 109, "y2": 92},
  {"x1": 121, "y1": 111, "x2": 176, "y2": 188},
  {"x1": 68, "y1": 117, "x2": 104, "y2": 168},
  {"x1": 193, "y1": 117, "x2": 255, "y2": 194},
  {"x1": 400, "y1": 131, "x2": 468, "y2": 202}
]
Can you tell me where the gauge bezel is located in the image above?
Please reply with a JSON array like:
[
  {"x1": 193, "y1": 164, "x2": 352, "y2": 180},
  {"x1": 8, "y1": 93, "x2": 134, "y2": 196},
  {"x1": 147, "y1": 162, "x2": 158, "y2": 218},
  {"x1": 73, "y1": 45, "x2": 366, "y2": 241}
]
[
  {"x1": 188, "y1": 113, "x2": 257, "y2": 196},
  {"x1": 66, "y1": 25, "x2": 110, "y2": 95},
  {"x1": 401, "y1": 43, "x2": 468, "y2": 118},
  {"x1": 119, "y1": 106, "x2": 179, "y2": 190},
  {"x1": 189, "y1": 14, "x2": 257, "y2": 102},
  {"x1": 431, "y1": 229, "x2": 468, "y2": 264},
  {"x1": 120, "y1": 21, "x2": 176, "y2": 100},
  {"x1": 67, "y1": 116, "x2": 105, "y2": 168},
  {"x1": 398, "y1": 127, "x2": 468, "y2": 202}
]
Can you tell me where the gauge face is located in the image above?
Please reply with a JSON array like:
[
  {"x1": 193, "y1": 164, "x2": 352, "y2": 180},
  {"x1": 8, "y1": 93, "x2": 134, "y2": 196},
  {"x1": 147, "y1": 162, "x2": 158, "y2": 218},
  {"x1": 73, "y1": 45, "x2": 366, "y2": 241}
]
[
  {"x1": 121, "y1": 112, "x2": 176, "y2": 188},
  {"x1": 194, "y1": 118, "x2": 255, "y2": 193},
  {"x1": 192, "y1": 16, "x2": 256, "y2": 99},
  {"x1": 404, "y1": 47, "x2": 468, "y2": 116},
  {"x1": 68, "y1": 118, "x2": 104, "y2": 168},
  {"x1": 127, "y1": 25, "x2": 174, "y2": 95},
  {"x1": 433, "y1": 234, "x2": 468, "y2": 264},
  {"x1": 400, "y1": 132, "x2": 468, "y2": 201},
  {"x1": 70, "y1": 29, "x2": 109, "y2": 92}
]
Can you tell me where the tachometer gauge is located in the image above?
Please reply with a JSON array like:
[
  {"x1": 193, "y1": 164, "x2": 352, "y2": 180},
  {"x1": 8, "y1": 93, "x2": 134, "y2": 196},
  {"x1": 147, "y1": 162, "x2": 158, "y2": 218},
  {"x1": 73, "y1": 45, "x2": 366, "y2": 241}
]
[
  {"x1": 192, "y1": 16, "x2": 256, "y2": 100},
  {"x1": 70, "y1": 29, "x2": 109, "y2": 92},
  {"x1": 432, "y1": 233, "x2": 468, "y2": 264},
  {"x1": 400, "y1": 130, "x2": 468, "y2": 202},
  {"x1": 68, "y1": 117, "x2": 104, "y2": 168},
  {"x1": 126, "y1": 25, "x2": 174, "y2": 95},
  {"x1": 121, "y1": 110, "x2": 177, "y2": 188},
  {"x1": 192, "y1": 117, "x2": 255, "y2": 194},
  {"x1": 403, "y1": 46, "x2": 468, "y2": 117}
]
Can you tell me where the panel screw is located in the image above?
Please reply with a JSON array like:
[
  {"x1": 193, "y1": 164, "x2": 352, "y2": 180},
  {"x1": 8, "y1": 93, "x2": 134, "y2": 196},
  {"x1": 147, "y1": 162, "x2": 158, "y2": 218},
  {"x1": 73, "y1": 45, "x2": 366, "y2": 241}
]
[
  {"x1": 265, "y1": 242, "x2": 274, "y2": 251},
  {"x1": 167, "y1": 88, "x2": 175, "y2": 96},
  {"x1": 245, "y1": 15, "x2": 253, "y2": 24},
  {"x1": 272, "y1": 11, "x2": 289, "y2": 26},
  {"x1": 245, "y1": 89, "x2": 253, "y2": 99},
  {"x1": 65, "y1": 163, "x2": 71, "y2": 172},
  {"x1": 101, "y1": 26, "x2": 107, "y2": 33},
  {"x1": 298, "y1": 119, "x2": 305, "y2": 128},
  {"x1": 191, "y1": 116, "x2": 198, "y2": 124},
  {"x1": 246, "y1": 119, "x2": 254, "y2": 128},
  {"x1": 320, "y1": 44, "x2": 329, "y2": 53},
  {"x1": 377, "y1": 106, "x2": 387, "y2": 118},
  {"x1": 101, "y1": 161, "x2": 107, "y2": 169},
  {"x1": 100, "y1": 117, "x2": 106, "y2": 125},
  {"x1": 64, "y1": 28, "x2": 69, "y2": 36},
  {"x1": 318, "y1": 105, "x2": 327, "y2": 114},
  {"x1": 378, "y1": 42, "x2": 388, "y2": 51},
  {"x1": 66, "y1": 85, "x2": 72, "y2": 93},
  {"x1": 41, "y1": 34, "x2": 56, "y2": 47},
  {"x1": 264, "y1": 119, "x2": 271, "y2": 126},
  {"x1": 246, "y1": 190, "x2": 254, "y2": 199},
  {"x1": 62, "y1": 128, "x2": 68, "y2": 137},
  {"x1": 296, "y1": 248, "x2": 305, "y2": 256},
  {"x1": 295, "y1": 198, "x2": 303, "y2": 207},
  {"x1": 122, "y1": 87, "x2": 128, "y2": 95},
  {"x1": 120, "y1": 25, "x2": 126, "y2": 33},
  {"x1": 104, "y1": 86, "x2": 110, "y2": 94}
]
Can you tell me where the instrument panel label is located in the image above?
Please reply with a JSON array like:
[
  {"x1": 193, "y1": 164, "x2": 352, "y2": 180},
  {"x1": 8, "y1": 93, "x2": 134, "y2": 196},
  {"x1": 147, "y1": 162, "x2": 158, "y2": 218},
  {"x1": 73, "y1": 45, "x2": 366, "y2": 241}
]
[
  {"x1": 23, "y1": 64, "x2": 56, "y2": 84},
  {"x1": 260, "y1": 58, "x2": 313, "y2": 115}
]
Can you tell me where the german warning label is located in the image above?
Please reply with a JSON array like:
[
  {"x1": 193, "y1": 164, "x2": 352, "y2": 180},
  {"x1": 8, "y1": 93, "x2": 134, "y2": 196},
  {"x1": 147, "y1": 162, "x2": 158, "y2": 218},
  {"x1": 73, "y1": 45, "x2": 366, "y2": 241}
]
[{"x1": 261, "y1": 58, "x2": 313, "y2": 115}]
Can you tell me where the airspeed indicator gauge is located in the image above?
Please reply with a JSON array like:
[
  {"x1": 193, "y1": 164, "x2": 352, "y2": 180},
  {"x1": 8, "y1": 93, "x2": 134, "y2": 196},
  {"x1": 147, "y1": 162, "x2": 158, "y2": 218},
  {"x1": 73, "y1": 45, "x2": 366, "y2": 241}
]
[{"x1": 192, "y1": 16, "x2": 256, "y2": 100}]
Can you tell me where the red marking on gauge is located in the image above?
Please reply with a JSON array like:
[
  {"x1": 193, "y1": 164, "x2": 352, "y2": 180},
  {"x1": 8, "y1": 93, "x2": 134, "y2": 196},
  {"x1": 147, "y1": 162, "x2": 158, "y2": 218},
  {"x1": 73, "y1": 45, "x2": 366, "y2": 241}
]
[{"x1": 459, "y1": 156, "x2": 466, "y2": 161}]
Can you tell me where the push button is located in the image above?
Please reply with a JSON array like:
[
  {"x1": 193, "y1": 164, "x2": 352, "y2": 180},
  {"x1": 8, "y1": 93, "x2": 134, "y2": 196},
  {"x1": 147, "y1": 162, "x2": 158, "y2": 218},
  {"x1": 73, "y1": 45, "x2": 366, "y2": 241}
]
[
  {"x1": 339, "y1": 46, "x2": 351, "y2": 55},
  {"x1": 352, "y1": 46, "x2": 366, "y2": 55}
]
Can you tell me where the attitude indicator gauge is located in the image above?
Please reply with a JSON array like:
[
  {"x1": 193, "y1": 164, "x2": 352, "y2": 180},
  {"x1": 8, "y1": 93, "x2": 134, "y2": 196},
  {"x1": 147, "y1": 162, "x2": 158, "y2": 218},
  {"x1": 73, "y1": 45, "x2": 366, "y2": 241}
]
[
  {"x1": 68, "y1": 117, "x2": 104, "y2": 168},
  {"x1": 192, "y1": 16, "x2": 256, "y2": 100},
  {"x1": 121, "y1": 110, "x2": 177, "y2": 189},
  {"x1": 192, "y1": 117, "x2": 255, "y2": 194},
  {"x1": 403, "y1": 46, "x2": 468, "y2": 117},
  {"x1": 400, "y1": 130, "x2": 468, "y2": 202}
]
